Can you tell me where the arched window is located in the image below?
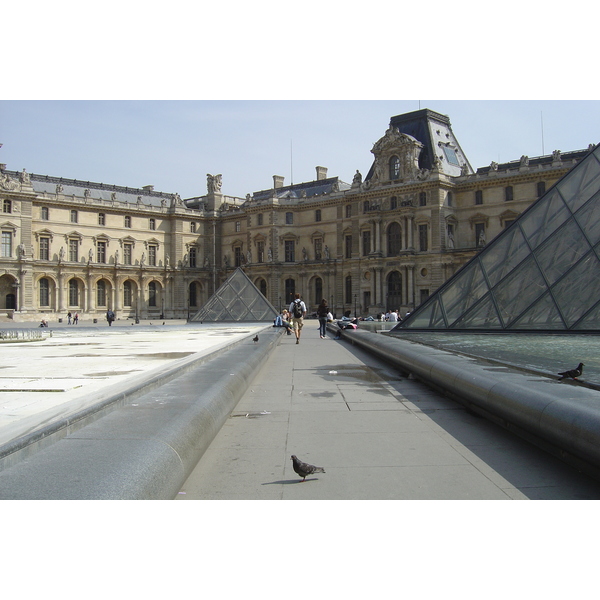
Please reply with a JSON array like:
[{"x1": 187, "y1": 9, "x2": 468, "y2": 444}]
[
  {"x1": 314, "y1": 277, "x2": 323, "y2": 306},
  {"x1": 68, "y1": 279, "x2": 79, "y2": 306},
  {"x1": 389, "y1": 156, "x2": 401, "y2": 179},
  {"x1": 259, "y1": 278, "x2": 267, "y2": 297},
  {"x1": 189, "y1": 282, "x2": 197, "y2": 307},
  {"x1": 387, "y1": 222, "x2": 402, "y2": 256},
  {"x1": 97, "y1": 280, "x2": 107, "y2": 307},
  {"x1": 345, "y1": 275, "x2": 352, "y2": 305},
  {"x1": 387, "y1": 271, "x2": 402, "y2": 311},
  {"x1": 123, "y1": 281, "x2": 133, "y2": 307},
  {"x1": 285, "y1": 278, "x2": 295, "y2": 305},
  {"x1": 148, "y1": 281, "x2": 157, "y2": 307},
  {"x1": 39, "y1": 278, "x2": 50, "y2": 307}
]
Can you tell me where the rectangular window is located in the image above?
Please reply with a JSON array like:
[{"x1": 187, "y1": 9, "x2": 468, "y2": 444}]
[
  {"x1": 98, "y1": 213, "x2": 105, "y2": 225},
  {"x1": 418, "y1": 225, "x2": 428, "y2": 252},
  {"x1": 235, "y1": 221, "x2": 241, "y2": 232},
  {"x1": 41, "y1": 207, "x2": 49, "y2": 220},
  {"x1": 475, "y1": 190, "x2": 483, "y2": 205},
  {"x1": 3, "y1": 200, "x2": 12, "y2": 213},
  {"x1": 40, "y1": 237, "x2": 50, "y2": 260},
  {"x1": 257, "y1": 241, "x2": 265, "y2": 263},
  {"x1": 190, "y1": 222, "x2": 196, "y2": 233},
  {"x1": 537, "y1": 181, "x2": 546, "y2": 197},
  {"x1": 1, "y1": 231, "x2": 12, "y2": 257},
  {"x1": 315, "y1": 209, "x2": 321, "y2": 222},
  {"x1": 420, "y1": 289, "x2": 430, "y2": 304},
  {"x1": 149, "y1": 218, "x2": 156, "y2": 231},
  {"x1": 189, "y1": 247, "x2": 197, "y2": 268},
  {"x1": 69, "y1": 239, "x2": 78, "y2": 262},
  {"x1": 505, "y1": 186, "x2": 514, "y2": 201},
  {"x1": 419, "y1": 192, "x2": 427, "y2": 206},
  {"x1": 123, "y1": 243, "x2": 132, "y2": 265},
  {"x1": 284, "y1": 240, "x2": 295, "y2": 262},
  {"x1": 234, "y1": 246, "x2": 243, "y2": 267},
  {"x1": 148, "y1": 245, "x2": 157, "y2": 266},
  {"x1": 70, "y1": 210, "x2": 78, "y2": 223},
  {"x1": 97, "y1": 241, "x2": 106, "y2": 263},
  {"x1": 314, "y1": 238, "x2": 322, "y2": 260},
  {"x1": 257, "y1": 213, "x2": 263, "y2": 226},
  {"x1": 345, "y1": 235, "x2": 352, "y2": 259},
  {"x1": 362, "y1": 230, "x2": 371, "y2": 256},
  {"x1": 345, "y1": 205, "x2": 352, "y2": 218},
  {"x1": 125, "y1": 216, "x2": 131, "y2": 228}
]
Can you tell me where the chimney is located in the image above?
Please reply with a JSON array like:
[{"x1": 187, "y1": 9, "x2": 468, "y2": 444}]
[
  {"x1": 273, "y1": 175, "x2": 285, "y2": 189},
  {"x1": 316, "y1": 166, "x2": 328, "y2": 181}
]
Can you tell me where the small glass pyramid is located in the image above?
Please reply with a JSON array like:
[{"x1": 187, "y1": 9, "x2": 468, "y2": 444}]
[
  {"x1": 396, "y1": 143, "x2": 600, "y2": 331},
  {"x1": 190, "y1": 267, "x2": 278, "y2": 322}
]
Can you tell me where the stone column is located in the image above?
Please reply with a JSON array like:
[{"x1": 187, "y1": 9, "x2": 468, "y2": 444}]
[
  {"x1": 57, "y1": 272, "x2": 66, "y2": 312},
  {"x1": 407, "y1": 216, "x2": 414, "y2": 251}
]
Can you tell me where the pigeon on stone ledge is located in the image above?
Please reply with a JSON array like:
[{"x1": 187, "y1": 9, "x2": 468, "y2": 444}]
[
  {"x1": 291, "y1": 454, "x2": 325, "y2": 482},
  {"x1": 558, "y1": 362, "x2": 584, "y2": 380}
]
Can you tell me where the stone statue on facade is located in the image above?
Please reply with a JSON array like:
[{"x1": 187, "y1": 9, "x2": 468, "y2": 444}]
[
  {"x1": 324, "y1": 245, "x2": 330, "y2": 260},
  {"x1": 268, "y1": 246, "x2": 272, "y2": 262},
  {"x1": 352, "y1": 170, "x2": 362, "y2": 188},
  {"x1": 17, "y1": 243, "x2": 26, "y2": 259},
  {"x1": 207, "y1": 174, "x2": 222, "y2": 194},
  {"x1": 19, "y1": 169, "x2": 31, "y2": 185},
  {"x1": 56, "y1": 183, "x2": 64, "y2": 194},
  {"x1": 302, "y1": 247, "x2": 308, "y2": 261},
  {"x1": 58, "y1": 246, "x2": 65, "y2": 262}
]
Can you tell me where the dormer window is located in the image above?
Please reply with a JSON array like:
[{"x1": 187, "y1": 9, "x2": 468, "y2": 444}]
[{"x1": 389, "y1": 156, "x2": 401, "y2": 180}]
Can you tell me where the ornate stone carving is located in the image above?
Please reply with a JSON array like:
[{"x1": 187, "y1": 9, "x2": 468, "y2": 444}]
[
  {"x1": 0, "y1": 171, "x2": 18, "y2": 191},
  {"x1": 207, "y1": 174, "x2": 222, "y2": 194},
  {"x1": 370, "y1": 126, "x2": 424, "y2": 185}
]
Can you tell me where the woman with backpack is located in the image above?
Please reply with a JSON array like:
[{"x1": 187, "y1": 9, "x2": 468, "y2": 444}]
[{"x1": 317, "y1": 299, "x2": 329, "y2": 339}]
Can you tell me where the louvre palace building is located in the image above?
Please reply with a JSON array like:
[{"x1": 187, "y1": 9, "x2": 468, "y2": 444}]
[{"x1": 0, "y1": 108, "x2": 594, "y2": 322}]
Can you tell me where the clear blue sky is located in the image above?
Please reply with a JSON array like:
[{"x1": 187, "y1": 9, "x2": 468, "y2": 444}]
[{"x1": 1, "y1": 100, "x2": 598, "y2": 200}]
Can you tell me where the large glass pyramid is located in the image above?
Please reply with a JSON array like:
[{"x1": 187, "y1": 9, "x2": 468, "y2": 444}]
[
  {"x1": 396, "y1": 143, "x2": 600, "y2": 332},
  {"x1": 190, "y1": 268, "x2": 278, "y2": 322}
]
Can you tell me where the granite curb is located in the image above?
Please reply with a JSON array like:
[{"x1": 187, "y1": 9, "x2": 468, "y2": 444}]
[{"x1": 339, "y1": 328, "x2": 600, "y2": 479}]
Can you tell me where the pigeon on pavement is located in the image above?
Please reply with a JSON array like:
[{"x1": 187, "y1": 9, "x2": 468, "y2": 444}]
[
  {"x1": 558, "y1": 362, "x2": 584, "y2": 380},
  {"x1": 291, "y1": 455, "x2": 325, "y2": 482},
  {"x1": 253, "y1": 335, "x2": 259, "y2": 343}
]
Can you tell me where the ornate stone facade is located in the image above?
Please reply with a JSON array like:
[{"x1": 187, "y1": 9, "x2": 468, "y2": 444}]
[{"x1": 0, "y1": 109, "x2": 593, "y2": 322}]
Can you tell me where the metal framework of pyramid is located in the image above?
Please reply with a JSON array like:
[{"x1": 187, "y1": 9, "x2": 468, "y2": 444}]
[
  {"x1": 395, "y1": 143, "x2": 600, "y2": 332},
  {"x1": 190, "y1": 267, "x2": 278, "y2": 322}
]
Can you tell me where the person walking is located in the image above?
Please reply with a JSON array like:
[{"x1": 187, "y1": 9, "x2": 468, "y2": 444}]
[
  {"x1": 106, "y1": 309, "x2": 115, "y2": 326},
  {"x1": 73, "y1": 312, "x2": 79, "y2": 324},
  {"x1": 289, "y1": 293, "x2": 307, "y2": 344},
  {"x1": 67, "y1": 311, "x2": 72, "y2": 325},
  {"x1": 317, "y1": 298, "x2": 329, "y2": 339}
]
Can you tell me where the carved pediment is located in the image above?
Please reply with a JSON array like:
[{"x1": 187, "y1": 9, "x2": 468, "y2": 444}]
[{"x1": 370, "y1": 126, "x2": 425, "y2": 185}]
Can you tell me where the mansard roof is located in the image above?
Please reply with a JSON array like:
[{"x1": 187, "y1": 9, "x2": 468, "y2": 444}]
[
  {"x1": 367, "y1": 108, "x2": 474, "y2": 179},
  {"x1": 251, "y1": 176, "x2": 350, "y2": 202},
  {"x1": 6, "y1": 171, "x2": 178, "y2": 208}
]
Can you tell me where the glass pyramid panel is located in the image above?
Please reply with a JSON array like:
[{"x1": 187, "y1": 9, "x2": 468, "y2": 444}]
[
  {"x1": 395, "y1": 144, "x2": 600, "y2": 332},
  {"x1": 406, "y1": 297, "x2": 447, "y2": 328},
  {"x1": 574, "y1": 189, "x2": 600, "y2": 246},
  {"x1": 510, "y1": 291, "x2": 565, "y2": 330},
  {"x1": 440, "y1": 260, "x2": 489, "y2": 326},
  {"x1": 480, "y1": 224, "x2": 530, "y2": 287},
  {"x1": 556, "y1": 148, "x2": 600, "y2": 213},
  {"x1": 534, "y1": 217, "x2": 592, "y2": 286},
  {"x1": 519, "y1": 188, "x2": 569, "y2": 250},
  {"x1": 550, "y1": 251, "x2": 600, "y2": 327},
  {"x1": 451, "y1": 293, "x2": 503, "y2": 329},
  {"x1": 190, "y1": 268, "x2": 278, "y2": 322},
  {"x1": 493, "y1": 255, "x2": 547, "y2": 326},
  {"x1": 573, "y1": 299, "x2": 600, "y2": 330}
]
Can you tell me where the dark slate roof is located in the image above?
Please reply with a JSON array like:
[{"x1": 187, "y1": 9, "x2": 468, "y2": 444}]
[
  {"x1": 251, "y1": 176, "x2": 350, "y2": 201},
  {"x1": 6, "y1": 171, "x2": 178, "y2": 207},
  {"x1": 475, "y1": 148, "x2": 593, "y2": 174}
]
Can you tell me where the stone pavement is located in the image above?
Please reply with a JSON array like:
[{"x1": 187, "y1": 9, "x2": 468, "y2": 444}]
[{"x1": 177, "y1": 322, "x2": 600, "y2": 500}]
